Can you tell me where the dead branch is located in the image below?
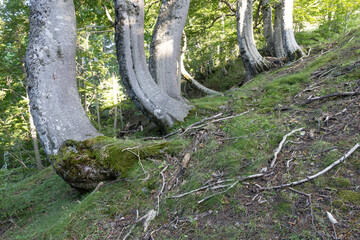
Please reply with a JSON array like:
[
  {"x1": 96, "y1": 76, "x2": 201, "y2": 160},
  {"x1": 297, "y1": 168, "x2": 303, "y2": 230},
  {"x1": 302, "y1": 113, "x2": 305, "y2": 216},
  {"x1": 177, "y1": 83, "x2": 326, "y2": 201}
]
[
  {"x1": 197, "y1": 180, "x2": 239, "y2": 204},
  {"x1": 142, "y1": 113, "x2": 223, "y2": 140},
  {"x1": 302, "y1": 92, "x2": 360, "y2": 105},
  {"x1": 172, "y1": 179, "x2": 235, "y2": 199},
  {"x1": 197, "y1": 174, "x2": 264, "y2": 204},
  {"x1": 181, "y1": 31, "x2": 222, "y2": 96},
  {"x1": 157, "y1": 166, "x2": 168, "y2": 212},
  {"x1": 270, "y1": 128, "x2": 304, "y2": 168},
  {"x1": 262, "y1": 143, "x2": 360, "y2": 190},
  {"x1": 180, "y1": 109, "x2": 253, "y2": 135},
  {"x1": 289, "y1": 187, "x2": 321, "y2": 237}
]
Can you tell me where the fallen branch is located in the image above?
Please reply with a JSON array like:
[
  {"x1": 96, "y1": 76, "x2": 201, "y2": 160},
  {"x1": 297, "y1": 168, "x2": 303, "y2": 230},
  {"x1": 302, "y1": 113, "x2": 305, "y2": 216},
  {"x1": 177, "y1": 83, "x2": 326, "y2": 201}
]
[
  {"x1": 142, "y1": 113, "x2": 223, "y2": 140},
  {"x1": 180, "y1": 109, "x2": 253, "y2": 135},
  {"x1": 181, "y1": 31, "x2": 221, "y2": 96},
  {"x1": 157, "y1": 166, "x2": 168, "y2": 212},
  {"x1": 270, "y1": 128, "x2": 304, "y2": 168},
  {"x1": 197, "y1": 180, "x2": 239, "y2": 204},
  {"x1": 197, "y1": 174, "x2": 264, "y2": 204},
  {"x1": 289, "y1": 188, "x2": 320, "y2": 237},
  {"x1": 172, "y1": 179, "x2": 234, "y2": 198},
  {"x1": 262, "y1": 143, "x2": 360, "y2": 190},
  {"x1": 182, "y1": 70, "x2": 222, "y2": 96},
  {"x1": 302, "y1": 92, "x2": 360, "y2": 105}
]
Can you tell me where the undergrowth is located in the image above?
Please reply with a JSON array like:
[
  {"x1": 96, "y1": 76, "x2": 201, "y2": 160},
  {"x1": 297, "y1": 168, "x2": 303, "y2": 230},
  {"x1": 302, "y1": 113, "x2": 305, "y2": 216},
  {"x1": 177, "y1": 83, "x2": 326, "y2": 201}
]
[{"x1": 1, "y1": 27, "x2": 360, "y2": 239}]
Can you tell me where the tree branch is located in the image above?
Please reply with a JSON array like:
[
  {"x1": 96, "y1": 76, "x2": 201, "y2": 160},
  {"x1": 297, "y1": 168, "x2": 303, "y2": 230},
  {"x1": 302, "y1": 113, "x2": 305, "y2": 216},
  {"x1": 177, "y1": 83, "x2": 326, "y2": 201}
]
[
  {"x1": 261, "y1": 143, "x2": 360, "y2": 190},
  {"x1": 270, "y1": 128, "x2": 304, "y2": 168},
  {"x1": 302, "y1": 92, "x2": 360, "y2": 105}
]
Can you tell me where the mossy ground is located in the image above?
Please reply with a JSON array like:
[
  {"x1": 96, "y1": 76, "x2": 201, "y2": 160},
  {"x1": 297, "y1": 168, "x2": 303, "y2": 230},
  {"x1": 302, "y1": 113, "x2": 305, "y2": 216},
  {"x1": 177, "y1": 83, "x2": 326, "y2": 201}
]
[{"x1": 1, "y1": 27, "x2": 360, "y2": 239}]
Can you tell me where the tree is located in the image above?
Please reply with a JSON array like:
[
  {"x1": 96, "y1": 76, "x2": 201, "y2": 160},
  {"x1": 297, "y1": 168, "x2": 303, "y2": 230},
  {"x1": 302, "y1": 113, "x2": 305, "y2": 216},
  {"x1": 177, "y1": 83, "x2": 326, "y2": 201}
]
[
  {"x1": 25, "y1": 0, "x2": 189, "y2": 190},
  {"x1": 273, "y1": 1, "x2": 286, "y2": 58},
  {"x1": 280, "y1": 0, "x2": 304, "y2": 61},
  {"x1": 26, "y1": 0, "x2": 101, "y2": 156},
  {"x1": 113, "y1": 0, "x2": 192, "y2": 128},
  {"x1": 149, "y1": 0, "x2": 191, "y2": 102},
  {"x1": 262, "y1": 0, "x2": 275, "y2": 56},
  {"x1": 236, "y1": 0, "x2": 269, "y2": 80}
]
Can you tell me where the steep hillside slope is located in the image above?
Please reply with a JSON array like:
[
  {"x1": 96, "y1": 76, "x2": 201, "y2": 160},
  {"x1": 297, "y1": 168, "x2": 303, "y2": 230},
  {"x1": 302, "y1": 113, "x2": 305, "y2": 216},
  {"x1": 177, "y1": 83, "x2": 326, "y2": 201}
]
[{"x1": 1, "y1": 28, "x2": 360, "y2": 239}]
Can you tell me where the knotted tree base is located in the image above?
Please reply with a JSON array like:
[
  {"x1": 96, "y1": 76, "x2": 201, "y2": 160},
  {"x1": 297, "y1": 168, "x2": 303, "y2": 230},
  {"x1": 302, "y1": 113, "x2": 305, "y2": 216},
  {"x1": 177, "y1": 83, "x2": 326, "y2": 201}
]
[{"x1": 51, "y1": 136, "x2": 172, "y2": 191}]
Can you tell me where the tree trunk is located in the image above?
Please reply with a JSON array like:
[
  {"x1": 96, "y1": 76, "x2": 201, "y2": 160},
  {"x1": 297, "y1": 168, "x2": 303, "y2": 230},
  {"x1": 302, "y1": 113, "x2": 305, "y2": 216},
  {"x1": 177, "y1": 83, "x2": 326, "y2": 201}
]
[
  {"x1": 274, "y1": 3, "x2": 286, "y2": 58},
  {"x1": 28, "y1": 93, "x2": 43, "y2": 170},
  {"x1": 114, "y1": 0, "x2": 192, "y2": 128},
  {"x1": 149, "y1": 0, "x2": 191, "y2": 102},
  {"x1": 25, "y1": 0, "x2": 181, "y2": 191},
  {"x1": 280, "y1": 0, "x2": 304, "y2": 61},
  {"x1": 262, "y1": 0, "x2": 275, "y2": 56},
  {"x1": 20, "y1": 59, "x2": 43, "y2": 170},
  {"x1": 236, "y1": 0, "x2": 269, "y2": 80},
  {"x1": 26, "y1": 0, "x2": 101, "y2": 155},
  {"x1": 113, "y1": 73, "x2": 118, "y2": 135}
]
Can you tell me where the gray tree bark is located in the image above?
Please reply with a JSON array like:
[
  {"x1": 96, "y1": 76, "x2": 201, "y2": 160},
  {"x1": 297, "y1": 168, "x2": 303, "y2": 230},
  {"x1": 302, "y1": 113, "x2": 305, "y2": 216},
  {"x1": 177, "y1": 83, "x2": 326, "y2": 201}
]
[
  {"x1": 114, "y1": 0, "x2": 192, "y2": 128},
  {"x1": 149, "y1": 0, "x2": 191, "y2": 102},
  {"x1": 280, "y1": 0, "x2": 304, "y2": 61},
  {"x1": 25, "y1": 0, "x2": 180, "y2": 191},
  {"x1": 236, "y1": 0, "x2": 269, "y2": 80},
  {"x1": 274, "y1": 2, "x2": 286, "y2": 58},
  {"x1": 25, "y1": 0, "x2": 101, "y2": 156},
  {"x1": 262, "y1": 0, "x2": 275, "y2": 56}
]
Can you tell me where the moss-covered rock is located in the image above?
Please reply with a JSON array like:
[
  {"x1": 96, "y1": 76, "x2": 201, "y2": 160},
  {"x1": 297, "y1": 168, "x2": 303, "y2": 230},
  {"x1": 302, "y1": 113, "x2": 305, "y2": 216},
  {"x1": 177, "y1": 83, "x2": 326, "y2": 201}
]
[{"x1": 50, "y1": 136, "x2": 175, "y2": 191}]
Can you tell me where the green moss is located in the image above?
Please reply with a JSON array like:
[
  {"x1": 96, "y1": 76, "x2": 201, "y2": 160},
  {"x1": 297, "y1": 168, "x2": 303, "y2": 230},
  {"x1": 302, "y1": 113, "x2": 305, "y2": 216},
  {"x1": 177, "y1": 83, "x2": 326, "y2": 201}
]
[
  {"x1": 328, "y1": 177, "x2": 351, "y2": 188},
  {"x1": 338, "y1": 190, "x2": 360, "y2": 204},
  {"x1": 51, "y1": 136, "x2": 187, "y2": 191}
]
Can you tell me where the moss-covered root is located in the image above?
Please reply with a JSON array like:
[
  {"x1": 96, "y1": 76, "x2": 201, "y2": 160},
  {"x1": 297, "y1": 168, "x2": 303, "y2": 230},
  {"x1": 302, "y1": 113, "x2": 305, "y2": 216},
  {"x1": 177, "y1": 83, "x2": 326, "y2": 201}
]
[{"x1": 50, "y1": 136, "x2": 168, "y2": 191}]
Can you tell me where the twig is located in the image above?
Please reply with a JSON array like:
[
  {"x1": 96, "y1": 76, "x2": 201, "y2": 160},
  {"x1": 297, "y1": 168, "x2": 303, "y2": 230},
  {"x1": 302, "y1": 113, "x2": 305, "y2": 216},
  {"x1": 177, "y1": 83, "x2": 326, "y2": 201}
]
[
  {"x1": 197, "y1": 180, "x2": 239, "y2": 204},
  {"x1": 142, "y1": 113, "x2": 223, "y2": 140},
  {"x1": 123, "y1": 213, "x2": 137, "y2": 240},
  {"x1": 123, "y1": 148, "x2": 149, "y2": 179},
  {"x1": 289, "y1": 188, "x2": 320, "y2": 237},
  {"x1": 172, "y1": 179, "x2": 234, "y2": 198},
  {"x1": 270, "y1": 128, "x2": 304, "y2": 168},
  {"x1": 197, "y1": 174, "x2": 264, "y2": 204},
  {"x1": 157, "y1": 166, "x2": 168, "y2": 212},
  {"x1": 222, "y1": 123, "x2": 293, "y2": 141},
  {"x1": 302, "y1": 92, "x2": 360, "y2": 105},
  {"x1": 262, "y1": 143, "x2": 360, "y2": 190},
  {"x1": 180, "y1": 109, "x2": 253, "y2": 135}
]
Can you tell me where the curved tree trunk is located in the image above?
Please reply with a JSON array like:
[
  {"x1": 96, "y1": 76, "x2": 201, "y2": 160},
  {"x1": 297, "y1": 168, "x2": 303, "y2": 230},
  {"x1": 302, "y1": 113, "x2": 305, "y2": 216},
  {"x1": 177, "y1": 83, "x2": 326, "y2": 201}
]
[
  {"x1": 114, "y1": 0, "x2": 192, "y2": 128},
  {"x1": 236, "y1": 0, "x2": 269, "y2": 80},
  {"x1": 280, "y1": 0, "x2": 304, "y2": 61},
  {"x1": 274, "y1": 3, "x2": 286, "y2": 58},
  {"x1": 25, "y1": 0, "x2": 181, "y2": 191},
  {"x1": 262, "y1": 0, "x2": 275, "y2": 56},
  {"x1": 180, "y1": 32, "x2": 221, "y2": 96},
  {"x1": 25, "y1": 0, "x2": 101, "y2": 156},
  {"x1": 149, "y1": 0, "x2": 191, "y2": 102}
]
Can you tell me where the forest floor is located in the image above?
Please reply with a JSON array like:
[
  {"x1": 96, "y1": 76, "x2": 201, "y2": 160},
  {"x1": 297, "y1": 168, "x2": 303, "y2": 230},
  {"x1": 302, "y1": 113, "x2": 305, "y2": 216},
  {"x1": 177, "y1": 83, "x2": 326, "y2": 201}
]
[{"x1": 1, "y1": 28, "x2": 360, "y2": 239}]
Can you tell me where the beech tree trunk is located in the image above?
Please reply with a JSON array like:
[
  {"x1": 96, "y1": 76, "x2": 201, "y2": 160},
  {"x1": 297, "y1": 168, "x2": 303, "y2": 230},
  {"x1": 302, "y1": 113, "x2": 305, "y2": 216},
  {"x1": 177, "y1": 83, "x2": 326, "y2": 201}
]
[
  {"x1": 26, "y1": 0, "x2": 101, "y2": 156},
  {"x1": 236, "y1": 0, "x2": 269, "y2": 80},
  {"x1": 149, "y1": 0, "x2": 191, "y2": 101},
  {"x1": 114, "y1": 0, "x2": 192, "y2": 128},
  {"x1": 25, "y1": 0, "x2": 180, "y2": 191},
  {"x1": 262, "y1": 0, "x2": 275, "y2": 56},
  {"x1": 280, "y1": 0, "x2": 304, "y2": 61},
  {"x1": 274, "y1": 3, "x2": 286, "y2": 58}
]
